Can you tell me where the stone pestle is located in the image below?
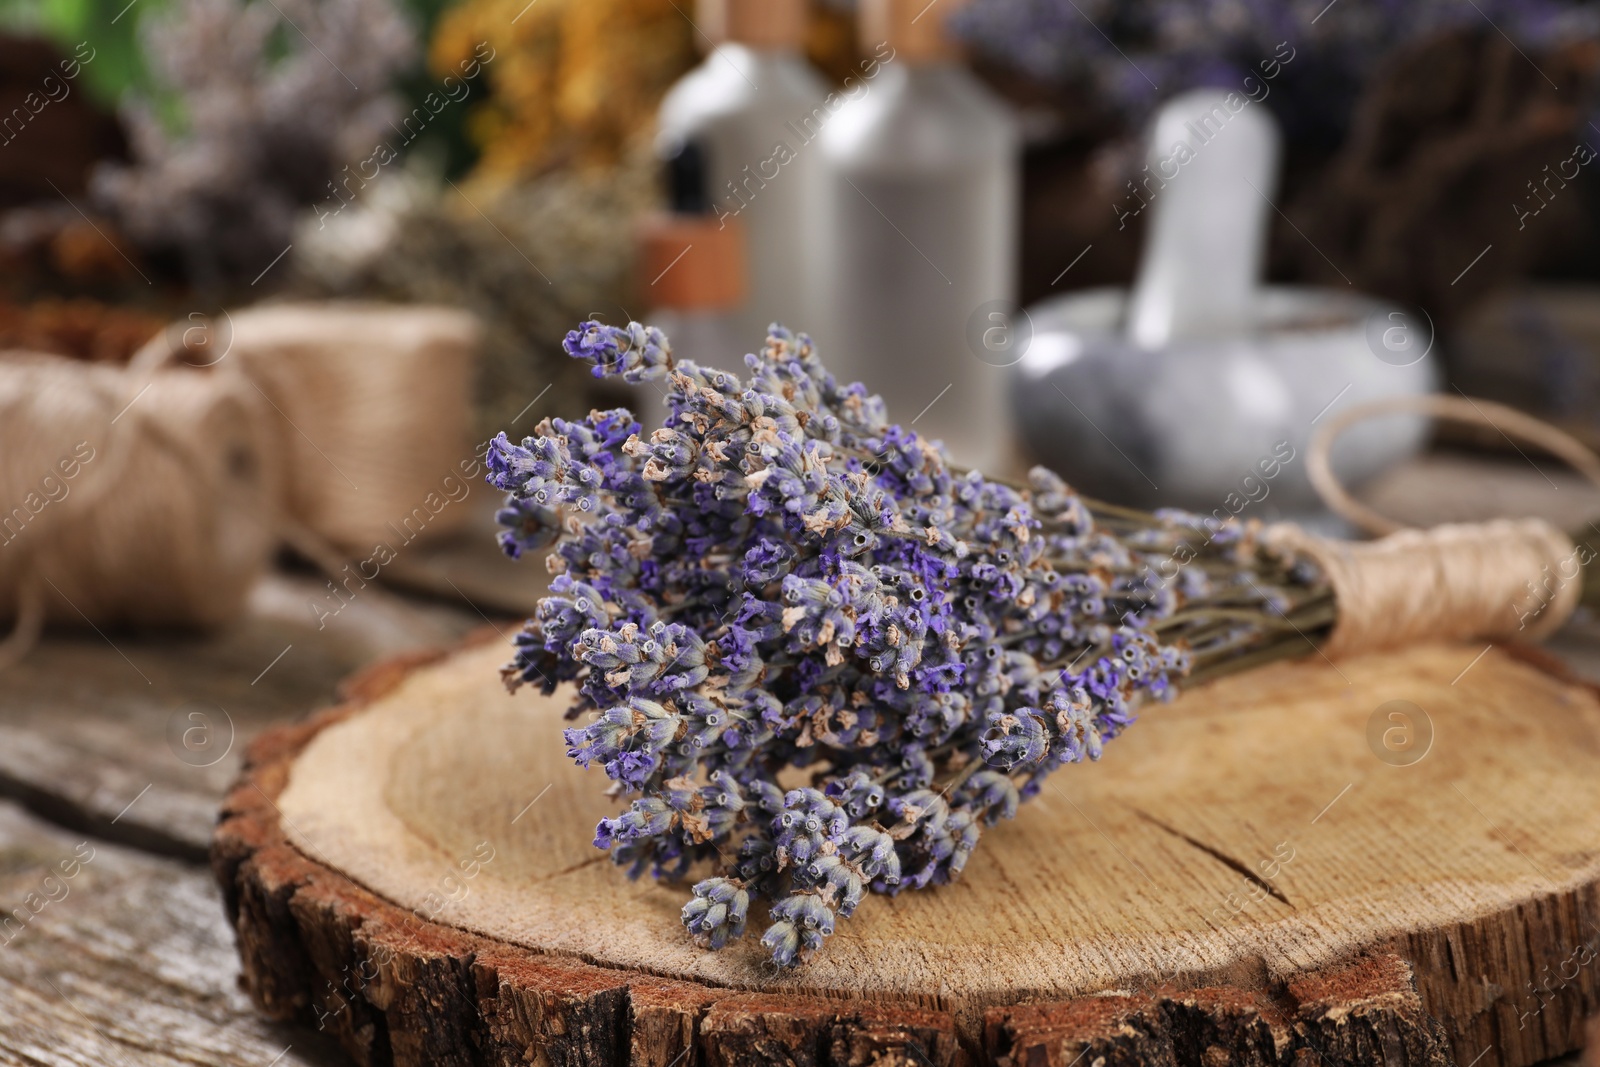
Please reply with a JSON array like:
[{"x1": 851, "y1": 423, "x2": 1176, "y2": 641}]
[
  {"x1": 1125, "y1": 89, "x2": 1279, "y2": 349},
  {"x1": 1011, "y1": 89, "x2": 1438, "y2": 516}
]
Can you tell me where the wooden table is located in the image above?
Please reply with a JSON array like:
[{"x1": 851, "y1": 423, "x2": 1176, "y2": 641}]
[
  {"x1": 0, "y1": 498, "x2": 544, "y2": 1066},
  {"x1": 0, "y1": 460, "x2": 1595, "y2": 1066}
]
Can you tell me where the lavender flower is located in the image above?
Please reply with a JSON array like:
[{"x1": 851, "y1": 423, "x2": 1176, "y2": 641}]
[
  {"x1": 950, "y1": 0, "x2": 1598, "y2": 134},
  {"x1": 490, "y1": 319, "x2": 1324, "y2": 967},
  {"x1": 93, "y1": 0, "x2": 416, "y2": 287}
]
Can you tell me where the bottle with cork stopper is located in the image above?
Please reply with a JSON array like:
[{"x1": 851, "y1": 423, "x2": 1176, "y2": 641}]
[
  {"x1": 636, "y1": 140, "x2": 748, "y2": 406},
  {"x1": 808, "y1": 0, "x2": 1020, "y2": 474},
  {"x1": 654, "y1": 0, "x2": 827, "y2": 354}
]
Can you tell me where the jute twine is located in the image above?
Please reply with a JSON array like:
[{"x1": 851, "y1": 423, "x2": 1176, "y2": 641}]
[
  {"x1": 132, "y1": 302, "x2": 481, "y2": 553},
  {"x1": 1265, "y1": 519, "x2": 1581, "y2": 658},
  {"x1": 1268, "y1": 393, "x2": 1597, "y2": 658},
  {"x1": 0, "y1": 345, "x2": 284, "y2": 669},
  {"x1": 0, "y1": 300, "x2": 477, "y2": 671}
]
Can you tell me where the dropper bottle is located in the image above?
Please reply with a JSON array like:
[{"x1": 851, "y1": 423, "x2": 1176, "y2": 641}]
[
  {"x1": 637, "y1": 139, "x2": 748, "y2": 377},
  {"x1": 656, "y1": 0, "x2": 827, "y2": 351},
  {"x1": 809, "y1": 0, "x2": 1020, "y2": 471}
]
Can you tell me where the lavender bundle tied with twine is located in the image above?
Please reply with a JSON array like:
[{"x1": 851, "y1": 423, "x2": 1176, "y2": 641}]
[{"x1": 490, "y1": 320, "x2": 1587, "y2": 968}]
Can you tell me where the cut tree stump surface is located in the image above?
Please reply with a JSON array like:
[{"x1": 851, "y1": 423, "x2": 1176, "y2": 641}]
[{"x1": 218, "y1": 635, "x2": 1600, "y2": 1067}]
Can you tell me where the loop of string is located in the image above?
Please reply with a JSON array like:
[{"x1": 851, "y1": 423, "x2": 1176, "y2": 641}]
[
  {"x1": 1273, "y1": 393, "x2": 1600, "y2": 658},
  {"x1": 1305, "y1": 393, "x2": 1600, "y2": 536}
]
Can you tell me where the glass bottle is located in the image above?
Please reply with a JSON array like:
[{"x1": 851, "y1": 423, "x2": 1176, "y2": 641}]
[
  {"x1": 809, "y1": 0, "x2": 1020, "y2": 471},
  {"x1": 656, "y1": 0, "x2": 827, "y2": 353},
  {"x1": 636, "y1": 140, "x2": 749, "y2": 420}
]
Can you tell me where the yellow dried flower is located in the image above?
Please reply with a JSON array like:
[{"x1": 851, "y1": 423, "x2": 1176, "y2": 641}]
[{"x1": 429, "y1": 0, "x2": 696, "y2": 190}]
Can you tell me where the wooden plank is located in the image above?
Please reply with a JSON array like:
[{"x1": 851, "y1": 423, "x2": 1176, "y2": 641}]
[
  {"x1": 0, "y1": 571, "x2": 493, "y2": 860},
  {"x1": 0, "y1": 798, "x2": 347, "y2": 1066}
]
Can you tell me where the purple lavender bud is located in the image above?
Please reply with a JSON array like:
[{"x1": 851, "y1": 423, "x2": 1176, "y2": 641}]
[
  {"x1": 494, "y1": 496, "x2": 562, "y2": 558},
  {"x1": 564, "y1": 321, "x2": 673, "y2": 382},
  {"x1": 762, "y1": 892, "x2": 835, "y2": 966},
  {"x1": 683, "y1": 876, "x2": 749, "y2": 949},
  {"x1": 981, "y1": 708, "x2": 1049, "y2": 768},
  {"x1": 1046, "y1": 688, "x2": 1103, "y2": 764},
  {"x1": 824, "y1": 770, "x2": 885, "y2": 818}
]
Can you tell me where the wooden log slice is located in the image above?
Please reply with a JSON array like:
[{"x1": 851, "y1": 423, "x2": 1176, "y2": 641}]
[{"x1": 214, "y1": 635, "x2": 1600, "y2": 1067}]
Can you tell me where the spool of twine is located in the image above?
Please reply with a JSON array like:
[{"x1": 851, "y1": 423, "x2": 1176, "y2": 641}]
[
  {"x1": 1268, "y1": 393, "x2": 1598, "y2": 659},
  {"x1": 133, "y1": 302, "x2": 481, "y2": 554},
  {"x1": 0, "y1": 347, "x2": 283, "y2": 668},
  {"x1": 0, "y1": 299, "x2": 471, "y2": 670}
]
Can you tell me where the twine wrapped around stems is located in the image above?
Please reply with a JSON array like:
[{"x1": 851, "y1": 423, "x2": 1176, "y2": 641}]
[
  {"x1": 1265, "y1": 393, "x2": 1598, "y2": 659},
  {"x1": 1265, "y1": 519, "x2": 1581, "y2": 658}
]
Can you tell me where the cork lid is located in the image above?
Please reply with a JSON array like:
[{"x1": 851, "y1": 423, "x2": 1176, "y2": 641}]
[
  {"x1": 698, "y1": 0, "x2": 808, "y2": 49},
  {"x1": 637, "y1": 214, "x2": 748, "y2": 312},
  {"x1": 860, "y1": 0, "x2": 965, "y2": 62}
]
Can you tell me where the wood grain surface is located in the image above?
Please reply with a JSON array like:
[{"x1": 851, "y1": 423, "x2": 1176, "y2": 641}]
[
  {"x1": 0, "y1": 798, "x2": 350, "y2": 1066},
  {"x1": 0, "y1": 571, "x2": 483, "y2": 861},
  {"x1": 219, "y1": 635, "x2": 1600, "y2": 1066}
]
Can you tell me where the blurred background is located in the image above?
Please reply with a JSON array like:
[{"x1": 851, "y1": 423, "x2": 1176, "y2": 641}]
[
  {"x1": 4, "y1": 2, "x2": 1600, "y2": 1061},
  {"x1": 3, "y1": 0, "x2": 1600, "y2": 510}
]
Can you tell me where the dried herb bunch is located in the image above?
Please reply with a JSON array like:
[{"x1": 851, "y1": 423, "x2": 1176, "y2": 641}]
[
  {"x1": 950, "y1": 0, "x2": 1594, "y2": 126},
  {"x1": 94, "y1": 0, "x2": 416, "y2": 289},
  {"x1": 291, "y1": 157, "x2": 657, "y2": 440},
  {"x1": 489, "y1": 322, "x2": 1332, "y2": 967},
  {"x1": 428, "y1": 0, "x2": 695, "y2": 187}
]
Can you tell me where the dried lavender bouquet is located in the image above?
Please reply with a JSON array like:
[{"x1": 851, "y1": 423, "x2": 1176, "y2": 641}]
[{"x1": 488, "y1": 321, "x2": 1332, "y2": 968}]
